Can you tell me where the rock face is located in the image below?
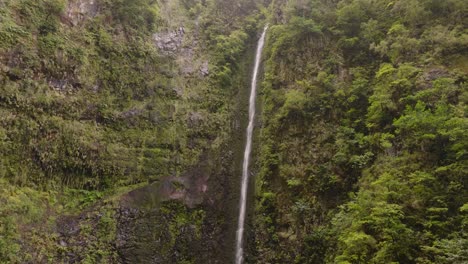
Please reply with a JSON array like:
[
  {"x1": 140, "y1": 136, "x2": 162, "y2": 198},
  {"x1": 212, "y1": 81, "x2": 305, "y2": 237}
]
[
  {"x1": 66, "y1": 0, "x2": 99, "y2": 26},
  {"x1": 152, "y1": 28, "x2": 186, "y2": 56},
  {"x1": 200, "y1": 61, "x2": 210, "y2": 77},
  {"x1": 153, "y1": 27, "x2": 210, "y2": 78},
  {"x1": 114, "y1": 150, "x2": 232, "y2": 263}
]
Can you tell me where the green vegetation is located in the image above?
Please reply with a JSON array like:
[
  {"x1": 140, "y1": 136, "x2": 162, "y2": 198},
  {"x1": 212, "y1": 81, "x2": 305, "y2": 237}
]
[
  {"x1": 255, "y1": 0, "x2": 467, "y2": 263},
  {"x1": 0, "y1": 0, "x2": 263, "y2": 262},
  {"x1": 0, "y1": 0, "x2": 466, "y2": 263}
]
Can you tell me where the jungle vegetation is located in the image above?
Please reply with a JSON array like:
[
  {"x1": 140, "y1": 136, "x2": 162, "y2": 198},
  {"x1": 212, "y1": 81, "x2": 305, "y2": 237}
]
[
  {"x1": 0, "y1": 0, "x2": 466, "y2": 263},
  {"x1": 254, "y1": 0, "x2": 467, "y2": 263}
]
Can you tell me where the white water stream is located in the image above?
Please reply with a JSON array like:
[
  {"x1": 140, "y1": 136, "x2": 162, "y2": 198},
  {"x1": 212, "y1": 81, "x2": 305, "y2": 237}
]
[{"x1": 235, "y1": 25, "x2": 268, "y2": 264}]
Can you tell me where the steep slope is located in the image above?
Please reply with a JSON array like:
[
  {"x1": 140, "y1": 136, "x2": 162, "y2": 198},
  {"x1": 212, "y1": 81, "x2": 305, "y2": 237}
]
[
  {"x1": 254, "y1": 0, "x2": 467, "y2": 263},
  {"x1": 0, "y1": 0, "x2": 264, "y2": 262}
]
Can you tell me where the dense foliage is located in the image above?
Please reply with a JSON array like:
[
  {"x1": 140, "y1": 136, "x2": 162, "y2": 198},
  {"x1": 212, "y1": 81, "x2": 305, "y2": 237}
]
[
  {"x1": 0, "y1": 0, "x2": 466, "y2": 263},
  {"x1": 254, "y1": 0, "x2": 467, "y2": 263}
]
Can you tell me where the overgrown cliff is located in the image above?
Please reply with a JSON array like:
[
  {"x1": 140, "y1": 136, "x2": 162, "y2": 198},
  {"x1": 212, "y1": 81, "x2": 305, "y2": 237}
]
[
  {"x1": 254, "y1": 0, "x2": 467, "y2": 263},
  {"x1": 0, "y1": 0, "x2": 467, "y2": 264},
  {"x1": 0, "y1": 0, "x2": 264, "y2": 262}
]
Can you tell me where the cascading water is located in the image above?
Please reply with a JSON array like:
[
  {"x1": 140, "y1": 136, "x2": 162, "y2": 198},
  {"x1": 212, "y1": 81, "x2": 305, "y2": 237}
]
[{"x1": 235, "y1": 25, "x2": 268, "y2": 264}]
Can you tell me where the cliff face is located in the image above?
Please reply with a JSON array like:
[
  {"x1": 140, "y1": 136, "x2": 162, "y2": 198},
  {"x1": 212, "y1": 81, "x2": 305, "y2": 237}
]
[
  {"x1": 1, "y1": 0, "x2": 466, "y2": 263},
  {"x1": 0, "y1": 0, "x2": 262, "y2": 262}
]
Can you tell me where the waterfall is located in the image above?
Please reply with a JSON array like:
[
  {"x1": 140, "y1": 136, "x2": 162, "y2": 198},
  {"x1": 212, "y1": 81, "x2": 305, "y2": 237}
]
[{"x1": 235, "y1": 25, "x2": 268, "y2": 264}]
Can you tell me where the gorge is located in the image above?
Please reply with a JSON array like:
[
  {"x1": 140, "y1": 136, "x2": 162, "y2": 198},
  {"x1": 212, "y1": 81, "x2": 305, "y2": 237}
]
[{"x1": 0, "y1": 0, "x2": 467, "y2": 263}]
